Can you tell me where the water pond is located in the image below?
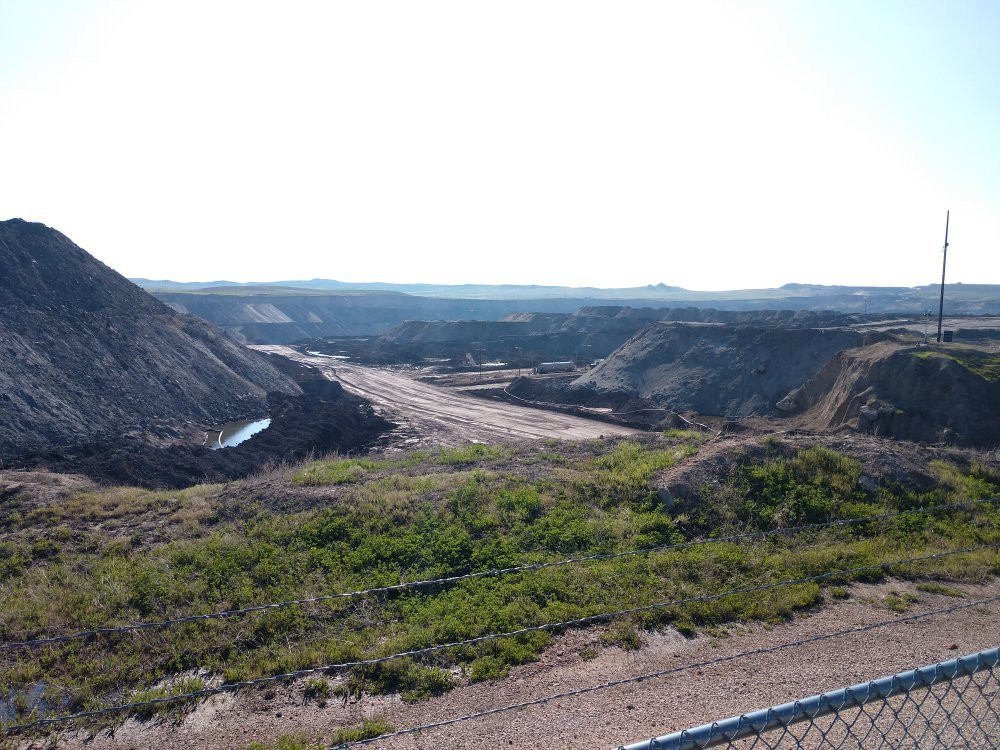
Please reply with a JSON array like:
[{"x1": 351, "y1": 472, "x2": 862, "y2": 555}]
[{"x1": 207, "y1": 418, "x2": 272, "y2": 449}]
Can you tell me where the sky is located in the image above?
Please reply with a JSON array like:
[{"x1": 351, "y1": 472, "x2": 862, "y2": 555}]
[{"x1": 1, "y1": 0, "x2": 998, "y2": 289}]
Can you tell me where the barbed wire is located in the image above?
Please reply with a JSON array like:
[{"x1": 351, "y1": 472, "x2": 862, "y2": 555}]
[
  {"x1": 332, "y1": 594, "x2": 1000, "y2": 748},
  {"x1": 3, "y1": 499, "x2": 995, "y2": 652},
  {"x1": 1, "y1": 543, "x2": 994, "y2": 733}
]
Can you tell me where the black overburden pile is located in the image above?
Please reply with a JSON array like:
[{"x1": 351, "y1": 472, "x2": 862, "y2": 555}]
[{"x1": 0, "y1": 219, "x2": 392, "y2": 485}]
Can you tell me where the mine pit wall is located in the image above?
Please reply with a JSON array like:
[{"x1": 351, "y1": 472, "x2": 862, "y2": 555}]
[
  {"x1": 570, "y1": 324, "x2": 891, "y2": 419},
  {"x1": 779, "y1": 343, "x2": 1000, "y2": 447}
]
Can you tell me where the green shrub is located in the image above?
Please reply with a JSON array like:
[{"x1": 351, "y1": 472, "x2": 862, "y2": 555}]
[
  {"x1": 600, "y1": 621, "x2": 645, "y2": 651},
  {"x1": 130, "y1": 677, "x2": 205, "y2": 721},
  {"x1": 915, "y1": 582, "x2": 964, "y2": 597},
  {"x1": 884, "y1": 592, "x2": 919, "y2": 613},
  {"x1": 242, "y1": 721, "x2": 392, "y2": 750},
  {"x1": 469, "y1": 656, "x2": 509, "y2": 682},
  {"x1": 328, "y1": 719, "x2": 393, "y2": 744},
  {"x1": 303, "y1": 677, "x2": 331, "y2": 703},
  {"x1": 437, "y1": 443, "x2": 506, "y2": 465},
  {"x1": 292, "y1": 458, "x2": 383, "y2": 486},
  {"x1": 337, "y1": 660, "x2": 453, "y2": 703}
]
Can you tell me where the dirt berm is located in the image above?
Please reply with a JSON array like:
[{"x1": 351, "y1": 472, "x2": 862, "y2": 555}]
[
  {"x1": 0, "y1": 219, "x2": 299, "y2": 460},
  {"x1": 570, "y1": 322, "x2": 886, "y2": 417},
  {"x1": 15, "y1": 355, "x2": 394, "y2": 489},
  {"x1": 778, "y1": 342, "x2": 1000, "y2": 446}
]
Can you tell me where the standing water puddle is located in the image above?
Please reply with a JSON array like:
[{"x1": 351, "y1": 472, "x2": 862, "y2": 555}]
[{"x1": 208, "y1": 418, "x2": 272, "y2": 449}]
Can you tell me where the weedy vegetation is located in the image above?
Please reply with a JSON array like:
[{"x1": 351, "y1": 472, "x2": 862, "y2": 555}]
[
  {"x1": 1, "y1": 435, "x2": 997, "y2": 734},
  {"x1": 240, "y1": 719, "x2": 393, "y2": 750},
  {"x1": 912, "y1": 348, "x2": 1000, "y2": 383}
]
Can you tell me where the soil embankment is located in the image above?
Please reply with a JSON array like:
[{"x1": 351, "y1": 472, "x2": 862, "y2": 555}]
[
  {"x1": 16, "y1": 355, "x2": 394, "y2": 488},
  {"x1": 571, "y1": 323, "x2": 885, "y2": 417},
  {"x1": 0, "y1": 219, "x2": 299, "y2": 460},
  {"x1": 778, "y1": 342, "x2": 1000, "y2": 446}
]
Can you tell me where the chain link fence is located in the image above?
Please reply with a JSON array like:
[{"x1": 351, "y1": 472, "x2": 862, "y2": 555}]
[{"x1": 621, "y1": 647, "x2": 998, "y2": 750}]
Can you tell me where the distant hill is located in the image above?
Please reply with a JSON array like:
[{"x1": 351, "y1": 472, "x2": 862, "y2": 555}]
[
  {"x1": 132, "y1": 277, "x2": 1000, "y2": 310},
  {"x1": 135, "y1": 279, "x2": 1000, "y2": 343},
  {"x1": 0, "y1": 219, "x2": 299, "y2": 459},
  {"x1": 131, "y1": 278, "x2": 691, "y2": 300},
  {"x1": 149, "y1": 291, "x2": 687, "y2": 343}
]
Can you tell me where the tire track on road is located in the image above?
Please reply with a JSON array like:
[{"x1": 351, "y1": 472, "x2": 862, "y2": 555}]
[{"x1": 256, "y1": 346, "x2": 638, "y2": 446}]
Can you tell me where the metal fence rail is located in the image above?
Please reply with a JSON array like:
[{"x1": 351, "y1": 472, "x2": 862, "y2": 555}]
[{"x1": 621, "y1": 647, "x2": 999, "y2": 750}]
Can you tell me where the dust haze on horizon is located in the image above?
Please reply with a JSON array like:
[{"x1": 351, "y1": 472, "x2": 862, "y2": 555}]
[{"x1": 1, "y1": 1, "x2": 998, "y2": 291}]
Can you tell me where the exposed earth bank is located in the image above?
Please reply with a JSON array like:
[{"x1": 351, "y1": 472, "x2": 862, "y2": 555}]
[
  {"x1": 12, "y1": 355, "x2": 394, "y2": 489},
  {"x1": 778, "y1": 342, "x2": 1000, "y2": 446},
  {"x1": 303, "y1": 307, "x2": 866, "y2": 368},
  {"x1": 501, "y1": 323, "x2": 1000, "y2": 448},
  {"x1": 571, "y1": 323, "x2": 886, "y2": 417}
]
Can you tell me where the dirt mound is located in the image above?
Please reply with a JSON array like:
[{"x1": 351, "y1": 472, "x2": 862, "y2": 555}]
[
  {"x1": 572, "y1": 322, "x2": 884, "y2": 417},
  {"x1": 0, "y1": 219, "x2": 299, "y2": 460},
  {"x1": 659, "y1": 431, "x2": 979, "y2": 504},
  {"x1": 777, "y1": 342, "x2": 1000, "y2": 446},
  {"x1": 16, "y1": 356, "x2": 394, "y2": 489}
]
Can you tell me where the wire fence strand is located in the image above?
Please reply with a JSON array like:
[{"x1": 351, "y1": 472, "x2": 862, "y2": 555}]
[
  {"x1": 618, "y1": 647, "x2": 1000, "y2": 750},
  {"x1": 3, "y1": 499, "x2": 995, "y2": 652},
  {"x1": 1, "y1": 544, "x2": 995, "y2": 733},
  {"x1": 329, "y1": 596, "x2": 1000, "y2": 749}
]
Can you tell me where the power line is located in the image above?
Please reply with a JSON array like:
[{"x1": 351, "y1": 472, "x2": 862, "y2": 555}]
[
  {"x1": 3, "y1": 499, "x2": 995, "y2": 652},
  {"x1": 1, "y1": 544, "x2": 994, "y2": 733},
  {"x1": 332, "y1": 595, "x2": 1000, "y2": 748}
]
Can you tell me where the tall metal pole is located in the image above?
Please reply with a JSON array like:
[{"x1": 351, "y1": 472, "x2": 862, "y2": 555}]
[{"x1": 936, "y1": 210, "x2": 950, "y2": 343}]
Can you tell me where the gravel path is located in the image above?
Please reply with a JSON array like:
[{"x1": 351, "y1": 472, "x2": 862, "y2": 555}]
[{"x1": 58, "y1": 580, "x2": 999, "y2": 750}]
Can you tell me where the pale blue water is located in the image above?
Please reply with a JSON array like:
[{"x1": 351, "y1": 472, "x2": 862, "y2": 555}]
[{"x1": 210, "y1": 418, "x2": 272, "y2": 449}]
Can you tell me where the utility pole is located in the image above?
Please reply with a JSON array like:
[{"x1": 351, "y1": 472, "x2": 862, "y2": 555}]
[{"x1": 936, "y1": 210, "x2": 950, "y2": 343}]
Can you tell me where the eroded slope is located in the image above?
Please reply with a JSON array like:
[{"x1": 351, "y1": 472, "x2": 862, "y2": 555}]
[
  {"x1": 0, "y1": 219, "x2": 299, "y2": 459},
  {"x1": 572, "y1": 322, "x2": 884, "y2": 417},
  {"x1": 777, "y1": 342, "x2": 1000, "y2": 446}
]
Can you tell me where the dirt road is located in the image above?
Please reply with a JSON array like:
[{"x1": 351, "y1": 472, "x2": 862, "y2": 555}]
[{"x1": 254, "y1": 347, "x2": 638, "y2": 446}]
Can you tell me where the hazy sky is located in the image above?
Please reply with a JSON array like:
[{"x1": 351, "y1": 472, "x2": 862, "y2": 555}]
[{"x1": 1, "y1": 1, "x2": 998, "y2": 289}]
